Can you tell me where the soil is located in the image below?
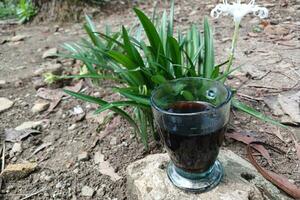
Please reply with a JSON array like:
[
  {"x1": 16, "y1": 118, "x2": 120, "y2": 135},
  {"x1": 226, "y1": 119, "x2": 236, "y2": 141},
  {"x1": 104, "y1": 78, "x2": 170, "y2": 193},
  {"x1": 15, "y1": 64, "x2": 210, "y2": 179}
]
[{"x1": 0, "y1": 0, "x2": 300, "y2": 199}]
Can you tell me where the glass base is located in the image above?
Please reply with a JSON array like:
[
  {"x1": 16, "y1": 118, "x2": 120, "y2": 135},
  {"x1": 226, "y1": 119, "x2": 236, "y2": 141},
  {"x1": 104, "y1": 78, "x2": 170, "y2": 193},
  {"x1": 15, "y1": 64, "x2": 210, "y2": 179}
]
[{"x1": 167, "y1": 160, "x2": 223, "y2": 193}]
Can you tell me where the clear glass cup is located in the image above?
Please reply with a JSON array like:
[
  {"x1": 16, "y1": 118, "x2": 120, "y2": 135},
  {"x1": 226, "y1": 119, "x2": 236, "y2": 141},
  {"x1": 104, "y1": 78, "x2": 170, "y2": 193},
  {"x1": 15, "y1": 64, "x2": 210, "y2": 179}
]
[{"x1": 150, "y1": 77, "x2": 232, "y2": 192}]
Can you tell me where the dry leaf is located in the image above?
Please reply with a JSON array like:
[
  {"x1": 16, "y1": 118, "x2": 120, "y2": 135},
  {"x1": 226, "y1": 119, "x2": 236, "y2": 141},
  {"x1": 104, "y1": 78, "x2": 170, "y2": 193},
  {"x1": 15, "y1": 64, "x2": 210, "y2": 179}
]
[
  {"x1": 4, "y1": 129, "x2": 41, "y2": 142},
  {"x1": 278, "y1": 92, "x2": 300, "y2": 124},
  {"x1": 95, "y1": 152, "x2": 122, "y2": 181},
  {"x1": 247, "y1": 143, "x2": 300, "y2": 199},
  {"x1": 226, "y1": 132, "x2": 272, "y2": 165}
]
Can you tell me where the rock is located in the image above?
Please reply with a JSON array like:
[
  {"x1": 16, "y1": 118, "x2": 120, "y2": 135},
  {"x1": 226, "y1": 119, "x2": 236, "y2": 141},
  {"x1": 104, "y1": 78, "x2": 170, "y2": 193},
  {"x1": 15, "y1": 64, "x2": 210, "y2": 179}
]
[
  {"x1": 94, "y1": 151, "x2": 104, "y2": 164},
  {"x1": 68, "y1": 124, "x2": 77, "y2": 131},
  {"x1": 10, "y1": 35, "x2": 27, "y2": 42},
  {"x1": 78, "y1": 151, "x2": 89, "y2": 162},
  {"x1": 31, "y1": 100, "x2": 50, "y2": 113},
  {"x1": 0, "y1": 163, "x2": 38, "y2": 181},
  {"x1": 42, "y1": 48, "x2": 58, "y2": 59},
  {"x1": 12, "y1": 143, "x2": 22, "y2": 153},
  {"x1": 15, "y1": 121, "x2": 44, "y2": 131},
  {"x1": 0, "y1": 80, "x2": 6, "y2": 88},
  {"x1": 0, "y1": 97, "x2": 14, "y2": 113},
  {"x1": 110, "y1": 136, "x2": 117, "y2": 145},
  {"x1": 81, "y1": 186, "x2": 95, "y2": 197},
  {"x1": 126, "y1": 150, "x2": 290, "y2": 200},
  {"x1": 34, "y1": 62, "x2": 63, "y2": 76}
]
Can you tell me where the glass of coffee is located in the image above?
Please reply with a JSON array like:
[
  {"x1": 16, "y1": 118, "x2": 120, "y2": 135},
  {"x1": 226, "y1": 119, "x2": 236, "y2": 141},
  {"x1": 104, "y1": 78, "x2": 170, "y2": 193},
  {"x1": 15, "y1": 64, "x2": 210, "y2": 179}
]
[{"x1": 150, "y1": 77, "x2": 232, "y2": 192}]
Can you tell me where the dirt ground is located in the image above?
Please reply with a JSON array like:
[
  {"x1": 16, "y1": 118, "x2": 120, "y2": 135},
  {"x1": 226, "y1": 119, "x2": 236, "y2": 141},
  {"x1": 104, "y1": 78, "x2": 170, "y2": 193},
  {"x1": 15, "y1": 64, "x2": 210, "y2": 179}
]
[{"x1": 0, "y1": 0, "x2": 300, "y2": 199}]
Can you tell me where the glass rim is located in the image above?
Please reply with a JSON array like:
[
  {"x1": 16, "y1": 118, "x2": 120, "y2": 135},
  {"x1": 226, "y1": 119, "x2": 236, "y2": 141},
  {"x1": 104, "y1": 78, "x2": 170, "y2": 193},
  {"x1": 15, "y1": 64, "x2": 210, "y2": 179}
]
[{"x1": 150, "y1": 77, "x2": 232, "y2": 116}]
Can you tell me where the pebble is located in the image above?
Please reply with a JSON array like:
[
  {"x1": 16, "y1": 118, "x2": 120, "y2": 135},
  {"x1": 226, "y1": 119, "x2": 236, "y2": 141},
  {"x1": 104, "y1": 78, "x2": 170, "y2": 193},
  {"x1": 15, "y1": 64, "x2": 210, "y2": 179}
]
[
  {"x1": 31, "y1": 100, "x2": 50, "y2": 113},
  {"x1": 15, "y1": 120, "x2": 44, "y2": 131},
  {"x1": 12, "y1": 143, "x2": 22, "y2": 153},
  {"x1": 110, "y1": 137, "x2": 117, "y2": 145},
  {"x1": 81, "y1": 186, "x2": 95, "y2": 197},
  {"x1": 68, "y1": 124, "x2": 77, "y2": 131},
  {"x1": 56, "y1": 182, "x2": 63, "y2": 189},
  {"x1": 0, "y1": 97, "x2": 14, "y2": 113},
  {"x1": 42, "y1": 48, "x2": 58, "y2": 59},
  {"x1": 78, "y1": 151, "x2": 89, "y2": 161},
  {"x1": 0, "y1": 80, "x2": 6, "y2": 88},
  {"x1": 94, "y1": 151, "x2": 104, "y2": 164},
  {"x1": 10, "y1": 35, "x2": 27, "y2": 42}
]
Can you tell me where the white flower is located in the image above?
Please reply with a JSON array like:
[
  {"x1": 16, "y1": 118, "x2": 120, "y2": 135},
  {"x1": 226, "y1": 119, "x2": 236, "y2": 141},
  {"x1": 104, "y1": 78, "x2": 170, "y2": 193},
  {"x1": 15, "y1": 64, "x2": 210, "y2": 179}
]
[{"x1": 211, "y1": 0, "x2": 268, "y2": 23}]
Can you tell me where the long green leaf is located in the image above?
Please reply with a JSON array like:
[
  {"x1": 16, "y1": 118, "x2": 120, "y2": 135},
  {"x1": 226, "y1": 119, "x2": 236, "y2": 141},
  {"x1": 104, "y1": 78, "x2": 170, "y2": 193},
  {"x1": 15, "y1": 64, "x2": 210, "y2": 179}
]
[
  {"x1": 203, "y1": 17, "x2": 215, "y2": 78},
  {"x1": 232, "y1": 98, "x2": 286, "y2": 128},
  {"x1": 64, "y1": 89, "x2": 143, "y2": 134}
]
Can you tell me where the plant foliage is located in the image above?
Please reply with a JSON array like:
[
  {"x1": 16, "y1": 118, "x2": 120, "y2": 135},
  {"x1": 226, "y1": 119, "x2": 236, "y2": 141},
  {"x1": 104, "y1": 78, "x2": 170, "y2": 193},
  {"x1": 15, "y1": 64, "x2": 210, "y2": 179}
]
[
  {"x1": 60, "y1": 3, "x2": 284, "y2": 147},
  {"x1": 16, "y1": 0, "x2": 37, "y2": 23}
]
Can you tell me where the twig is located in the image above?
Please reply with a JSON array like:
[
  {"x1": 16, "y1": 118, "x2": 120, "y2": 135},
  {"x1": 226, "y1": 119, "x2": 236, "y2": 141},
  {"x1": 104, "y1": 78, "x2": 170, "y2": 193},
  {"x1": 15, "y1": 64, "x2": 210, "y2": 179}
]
[
  {"x1": 237, "y1": 93, "x2": 263, "y2": 101},
  {"x1": 20, "y1": 187, "x2": 46, "y2": 200},
  {"x1": 1, "y1": 140, "x2": 5, "y2": 172}
]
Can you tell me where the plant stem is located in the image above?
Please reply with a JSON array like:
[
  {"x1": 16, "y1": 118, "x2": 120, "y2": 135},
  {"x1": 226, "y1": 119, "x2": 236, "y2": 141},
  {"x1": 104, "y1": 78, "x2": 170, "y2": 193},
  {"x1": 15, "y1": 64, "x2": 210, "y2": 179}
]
[{"x1": 222, "y1": 22, "x2": 240, "y2": 83}]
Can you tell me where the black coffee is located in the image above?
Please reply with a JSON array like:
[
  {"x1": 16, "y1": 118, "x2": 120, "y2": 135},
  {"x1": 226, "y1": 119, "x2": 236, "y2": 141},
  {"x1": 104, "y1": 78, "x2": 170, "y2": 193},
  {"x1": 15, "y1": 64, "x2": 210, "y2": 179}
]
[{"x1": 159, "y1": 101, "x2": 226, "y2": 173}]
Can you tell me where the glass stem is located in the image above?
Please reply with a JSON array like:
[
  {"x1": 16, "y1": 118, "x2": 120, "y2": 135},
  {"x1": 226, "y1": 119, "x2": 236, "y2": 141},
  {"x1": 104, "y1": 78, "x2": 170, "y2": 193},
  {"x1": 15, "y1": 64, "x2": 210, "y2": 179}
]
[{"x1": 222, "y1": 22, "x2": 240, "y2": 83}]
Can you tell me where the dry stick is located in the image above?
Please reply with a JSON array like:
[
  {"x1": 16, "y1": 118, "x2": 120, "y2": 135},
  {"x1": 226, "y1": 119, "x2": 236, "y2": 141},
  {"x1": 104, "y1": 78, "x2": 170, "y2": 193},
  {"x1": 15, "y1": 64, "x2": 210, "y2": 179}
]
[
  {"x1": 1, "y1": 140, "x2": 5, "y2": 172},
  {"x1": 19, "y1": 187, "x2": 46, "y2": 200},
  {"x1": 237, "y1": 93, "x2": 263, "y2": 101}
]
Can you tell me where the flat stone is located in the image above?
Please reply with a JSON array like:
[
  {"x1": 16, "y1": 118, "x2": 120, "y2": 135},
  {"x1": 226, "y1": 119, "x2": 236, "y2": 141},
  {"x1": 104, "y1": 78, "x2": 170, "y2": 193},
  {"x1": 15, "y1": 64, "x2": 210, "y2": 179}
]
[
  {"x1": 31, "y1": 100, "x2": 50, "y2": 113},
  {"x1": 0, "y1": 80, "x2": 6, "y2": 88},
  {"x1": 81, "y1": 186, "x2": 95, "y2": 197},
  {"x1": 0, "y1": 97, "x2": 14, "y2": 113},
  {"x1": 94, "y1": 151, "x2": 104, "y2": 164},
  {"x1": 10, "y1": 35, "x2": 27, "y2": 42},
  {"x1": 0, "y1": 163, "x2": 38, "y2": 181},
  {"x1": 78, "y1": 151, "x2": 89, "y2": 162},
  {"x1": 34, "y1": 62, "x2": 63, "y2": 76},
  {"x1": 12, "y1": 143, "x2": 22, "y2": 153},
  {"x1": 42, "y1": 48, "x2": 58, "y2": 59},
  {"x1": 126, "y1": 149, "x2": 291, "y2": 200},
  {"x1": 15, "y1": 121, "x2": 44, "y2": 131}
]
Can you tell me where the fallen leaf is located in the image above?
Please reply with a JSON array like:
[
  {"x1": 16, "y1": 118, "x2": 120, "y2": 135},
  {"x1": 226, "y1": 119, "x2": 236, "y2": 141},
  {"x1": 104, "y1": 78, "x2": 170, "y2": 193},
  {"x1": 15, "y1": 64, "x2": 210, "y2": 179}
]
[
  {"x1": 278, "y1": 92, "x2": 300, "y2": 124},
  {"x1": 4, "y1": 129, "x2": 41, "y2": 142},
  {"x1": 247, "y1": 142, "x2": 300, "y2": 199},
  {"x1": 29, "y1": 142, "x2": 52, "y2": 158},
  {"x1": 37, "y1": 80, "x2": 83, "y2": 113},
  {"x1": 96, "y1": 152, "x2": 122, "y2": 181},
  {"x1": 63, "y1": 80, "x2": 83, "y2": 93},
  {"x1": 37, "y1": 88, "x2": 64, "y2": 100},
  {"x1": 226, "y1": 132, "x2": 272, "y2": 165}
]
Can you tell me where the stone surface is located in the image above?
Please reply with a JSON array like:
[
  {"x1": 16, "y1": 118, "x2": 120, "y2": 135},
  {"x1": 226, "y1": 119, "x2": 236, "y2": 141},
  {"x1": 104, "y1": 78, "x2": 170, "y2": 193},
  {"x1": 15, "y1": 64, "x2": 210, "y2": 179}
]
[
  {"x1": 15, "y1": 121, "x2": 44, "y2": 131},
  {"x1": 81, "y1": 186, "x2": 95, "y2": 197},
  {"x1": 42, "y1": 48, "x2": 58, "y2": 59},
  {"x1": 31, "y1": 100, "x2": 50, "y2": 113},
  {"x1": 126, "y1": 149, "x2": 291, "y2": 200},
  {"x1": 0, "y1": 97, "x2": 14, "y2": 113}
]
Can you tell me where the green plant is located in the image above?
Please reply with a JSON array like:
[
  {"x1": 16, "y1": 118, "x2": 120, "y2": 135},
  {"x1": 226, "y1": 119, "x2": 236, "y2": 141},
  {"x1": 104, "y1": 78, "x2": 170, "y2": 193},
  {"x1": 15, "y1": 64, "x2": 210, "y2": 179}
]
[
  {"x1": 0, "y1": 0, "x2": 17, "y2": 20},
  {"x1": 16, "y1": 0, "x2": 37, "y2": 23},
  {"x1": 56, "y1": 3, "x2": 283, "y2": 148}
]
